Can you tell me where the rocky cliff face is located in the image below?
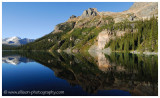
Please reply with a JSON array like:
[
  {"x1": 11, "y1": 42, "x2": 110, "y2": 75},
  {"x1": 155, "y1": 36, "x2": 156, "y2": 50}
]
[
  {"x1": 97, "y1": 30, "x2": 112, "y2": 50},
  {"x1": 100, "y1": 2, "x2": 158, "y2": 23},
  {"x1": 128, "y1": 2, "x2": 158, "y2": 18},
  {"x1": 81, "y1": 8, "x2": 98, "y2": 18}
]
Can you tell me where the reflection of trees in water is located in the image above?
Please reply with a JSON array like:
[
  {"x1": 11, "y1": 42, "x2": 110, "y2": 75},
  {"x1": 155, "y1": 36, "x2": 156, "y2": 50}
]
[
  {"x1": 104, "y1": 53, "x2": 158, "y2": 83},
  {"x1": 2, "y1": 51, "x2": 158, "y2": 96}
]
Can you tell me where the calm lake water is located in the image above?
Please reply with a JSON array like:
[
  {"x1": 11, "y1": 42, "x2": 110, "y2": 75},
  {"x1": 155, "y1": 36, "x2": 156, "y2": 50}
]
[{"x1": 2, "y1": 51, "x2": 158, "y2": 96}]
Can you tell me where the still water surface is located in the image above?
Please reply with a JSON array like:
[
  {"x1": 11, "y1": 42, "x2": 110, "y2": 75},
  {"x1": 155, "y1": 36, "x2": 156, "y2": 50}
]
[{"x1": 2, "y1": 51, "x2": 158, "y2": 96}]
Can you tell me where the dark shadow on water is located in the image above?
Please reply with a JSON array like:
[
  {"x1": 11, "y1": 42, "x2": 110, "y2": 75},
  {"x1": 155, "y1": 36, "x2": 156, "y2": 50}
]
[{"x1": 2, "y1": 51, "x2": 158, "y2": 96}]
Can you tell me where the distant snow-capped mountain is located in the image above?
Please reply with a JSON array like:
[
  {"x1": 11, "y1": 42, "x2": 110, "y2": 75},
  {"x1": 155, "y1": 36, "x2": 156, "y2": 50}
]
[{"x1": 2, "y1": 36, "x2": 34, "y2": 46}]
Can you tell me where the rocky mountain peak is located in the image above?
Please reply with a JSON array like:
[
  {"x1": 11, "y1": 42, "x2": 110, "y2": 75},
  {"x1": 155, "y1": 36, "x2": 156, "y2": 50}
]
[
  {"x1": 8, "y1": 36, "x2": 21, "y2": 41},
  {"x1": 81, "y1": 8, "x2": 98, "y2": 18},
  {"x1": 129, "y1": 2, "x2": 154, "y2": 10}
]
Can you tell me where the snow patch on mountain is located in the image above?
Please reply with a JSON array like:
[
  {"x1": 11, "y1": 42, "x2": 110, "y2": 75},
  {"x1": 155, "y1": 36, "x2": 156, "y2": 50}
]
[{"x1": 2, "y1": 36, "x2": 34, "y2": 46}]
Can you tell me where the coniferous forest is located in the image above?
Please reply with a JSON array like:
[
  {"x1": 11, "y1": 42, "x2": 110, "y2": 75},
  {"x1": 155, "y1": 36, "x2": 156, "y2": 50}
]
[{"x1": 105, "y1": 16, "x2": 158, "y2": 52}]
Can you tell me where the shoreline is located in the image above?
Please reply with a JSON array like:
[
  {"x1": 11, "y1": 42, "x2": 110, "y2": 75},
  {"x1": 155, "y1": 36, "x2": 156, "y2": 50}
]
[
  {"x1": 2, "y1": 49, "x2": 158, "y2": 55},
  {"x1": 130, "y1": 51, "x2": 158, "y2": 55}
]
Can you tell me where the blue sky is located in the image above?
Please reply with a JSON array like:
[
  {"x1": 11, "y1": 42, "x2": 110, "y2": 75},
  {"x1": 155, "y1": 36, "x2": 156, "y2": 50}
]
[{"x1": 2, "y1": 2, "x2": 134, "y2": 39}]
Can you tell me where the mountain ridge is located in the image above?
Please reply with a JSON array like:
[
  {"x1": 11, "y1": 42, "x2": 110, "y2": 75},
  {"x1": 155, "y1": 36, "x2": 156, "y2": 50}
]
[
  {"x1": 2, "y1": 36, "x2": 35, "y2": 46},
  {"x1": 53, "y1": 2, "x2": 158, "y2": 33},
  {"x1": 14, "y1": 2, "x2": 158, "y2": 53}
]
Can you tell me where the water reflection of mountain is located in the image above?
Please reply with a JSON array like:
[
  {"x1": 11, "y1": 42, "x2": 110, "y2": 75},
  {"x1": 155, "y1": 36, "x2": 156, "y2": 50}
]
[
  {"x1": 2, "y1": 52, "x2": 34, "y2": 65},
  {"x1": 2, "y1": 51, "x2": 158, "y2": 96}
]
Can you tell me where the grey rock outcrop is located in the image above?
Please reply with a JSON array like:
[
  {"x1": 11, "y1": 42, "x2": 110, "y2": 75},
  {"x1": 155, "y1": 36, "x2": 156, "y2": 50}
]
[
  {"x1": 97, "y1": 30, "x2": 112, "y2": 50},
  {"x1": 81, "y1": 8, "x2": 98, "y2": 18},
  {"x1": 128, "y1": 2, "x2": 158, "y2": 18},
  {"x1": 101, "y1": 2, "x2": 158, "y2": 23},
  {"x1": 53, "y1": 22, "x2": 76, "y2": 33},
  {"x1": 128, "y1": 13, "x2": 136, "y2": 21},
  {"x1": 70, "y1": 15, "x2": 76, "y2": 19}
]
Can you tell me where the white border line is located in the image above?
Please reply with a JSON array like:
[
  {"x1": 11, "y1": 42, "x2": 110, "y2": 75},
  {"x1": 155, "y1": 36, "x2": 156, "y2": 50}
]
[{"x1": 0, "y1": 0, "x2": 159, "y2": 97}]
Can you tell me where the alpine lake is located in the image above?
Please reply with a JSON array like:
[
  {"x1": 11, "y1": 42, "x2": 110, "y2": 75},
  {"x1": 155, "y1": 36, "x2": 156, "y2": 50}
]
[{"x1": 2, "y1": 51, "x2": 158, "y2": 96}]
